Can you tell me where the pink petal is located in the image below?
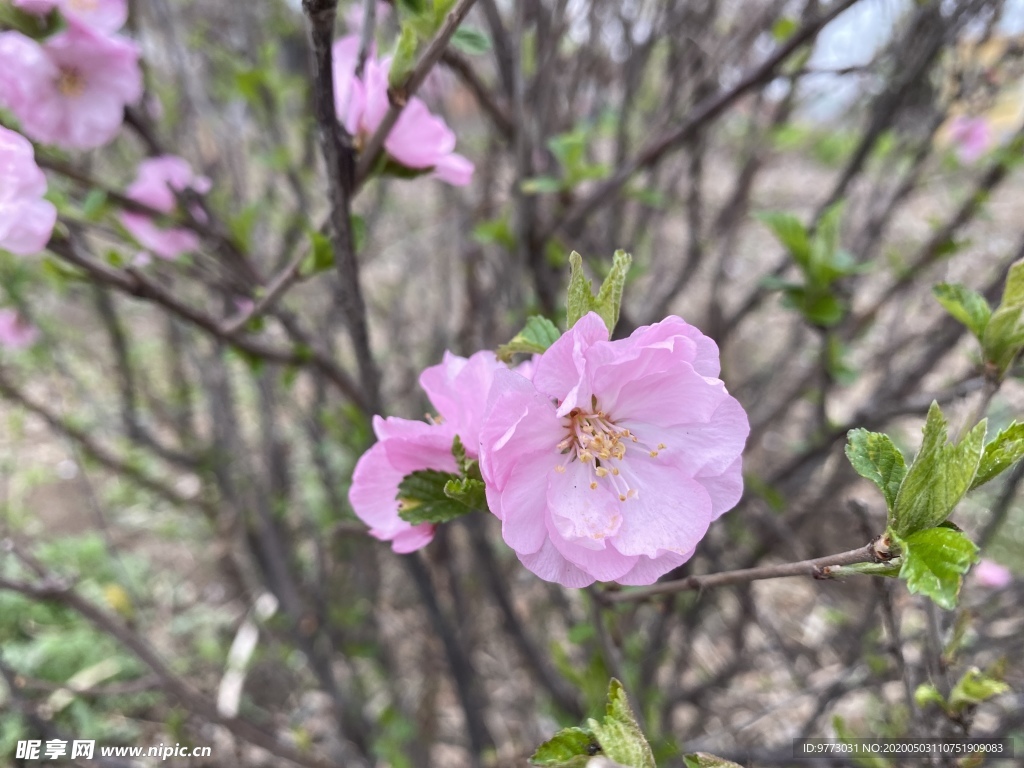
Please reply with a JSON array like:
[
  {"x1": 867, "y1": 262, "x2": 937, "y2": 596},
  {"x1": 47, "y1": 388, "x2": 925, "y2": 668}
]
[
  {"x1": 532, "y1": 311, "x2": 607, "y2": 413},
  {"x1": 615, "y1": 548, "x2": 694, "y2": 586},
  {"x1": 431, "y1": 153, "x2": 474, "y2": 186},
  {"x1": 518, "y1": 538, "x2": 595, "y2": 588}
]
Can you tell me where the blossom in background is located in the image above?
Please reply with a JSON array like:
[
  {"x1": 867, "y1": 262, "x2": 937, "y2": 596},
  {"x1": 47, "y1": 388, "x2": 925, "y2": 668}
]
[
  {"x1": 948, "y1": 115, "x2": 992, "y2": 164},
  {"x1": 973, "y1": 558, "x2": 1012, "y2": 589},
  {"x1": 0, "y1": 23, "x2": 141, "y2": 150},
  {"x1": 13, "y1": 0, "x2": 128, "y2": 32},
  {"x1": 332, "y1": 35, "x2": 474, "y2": 187},
  {"x1": 0, "y1": 125, "x2": 57, "y2": 256},
  {"x1": 119, "y1": 155, "x2": 210, "y2": 260},
  {"x1": 0, "y1": 308, "x2": 40, "y2": 350},
  {"x1": 480, "y1": 312, "x2": 749, "y2": 588},
  {"x1": 349, "y1": 351, "x2": 509, "y2": 552}
]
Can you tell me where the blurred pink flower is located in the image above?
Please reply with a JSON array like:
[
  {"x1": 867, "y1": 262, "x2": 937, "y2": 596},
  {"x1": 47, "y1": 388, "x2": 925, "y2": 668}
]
[
  {"x1": 0, "y1": 308, "x2": 40, "y2": 350},
  {"x1": 0, "y1": 125, "x2": 57, "y2": 256},
  {"x1": 349, "y1": 351, "x2": 509, "y2": 553},
  {"x1": 479, "y1": 312, "x2": 749, "y2": 588},
  {"x1": 0, "y1": 24, "x2": 141, "y2": 150},
  {"x1": 332, "y1": 35, "x2": 474, "y2": 186},
  {"x1": 948, "y1": 115, "x2": 992, "y2": 164},
  {"x1": 119, "y1": 155, "x2": 210, "y2": 260},
  {"x1": 14, "y1": 0, "x2": 127, "y2": 32},
  {"x1": 973, "y1": 558, "x2": 1012, "y2": 589}
]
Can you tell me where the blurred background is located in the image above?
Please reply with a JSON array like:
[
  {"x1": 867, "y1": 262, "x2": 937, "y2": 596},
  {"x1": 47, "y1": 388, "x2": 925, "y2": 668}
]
[{"x1": 1, "y1": 0, "x2": 1023, "y2": 765}]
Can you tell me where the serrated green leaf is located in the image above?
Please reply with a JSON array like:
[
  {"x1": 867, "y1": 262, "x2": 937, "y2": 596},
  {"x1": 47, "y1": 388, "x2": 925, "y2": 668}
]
[
  {"x1": 497, "y1": 315, "x2": 561, "y2": 361},
  {"x1": 972, "y1": 421, "x2": 1024, "y2": 489},
  {"x1": 529, "y1": 727, "x2": 598, "y2": 767},
  {"x1": 897, "y1": 527, "x2": 979, "y2": 610},
  {"x1": 684, "y1": 753, "x2": 745, "y2": 768},
  {"x1": 845, "y1": 429, "x2": 907, "y2": 513},
  {"x1": 756, "y1": 211, "x2": 811, "y2": 268},
  {"x1": 891, "y1": 403, "x2": 986, "y2": 536},
  {"x1": 948, "y1": 667, "x2": 1010, "y2": 711},
  {"x1": 587, "y1": 680, "x2": 655, "y2": 768},
  {"x1": 982, "y1": 258, "x2": 1024, "y2": 373},
  {"x1": 933, "y1": 283, "x2": 991, "y2": 341},
  {"x1": 396, "y1": 469, "x2": 474, "y2": 525},
  {"x1": 451, "y1": 434, "x2": 470, "y2": 474},
  {"x1": 451, "y1": 26, "x2": 491, "y2": 55}
]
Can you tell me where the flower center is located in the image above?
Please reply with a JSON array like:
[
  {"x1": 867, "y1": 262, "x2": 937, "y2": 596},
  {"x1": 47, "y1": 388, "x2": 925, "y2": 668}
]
[
  {"x1": 57, "y1": 67, "x2": 85, "y2": 97},
  {"x1": 555, "y1": 404, "x2": 666, "y2": 501}
]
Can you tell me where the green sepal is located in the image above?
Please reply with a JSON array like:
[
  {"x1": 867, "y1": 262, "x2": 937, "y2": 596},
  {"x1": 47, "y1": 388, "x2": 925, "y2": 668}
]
[
  {"x1": 845, "y1": 429, "x2": 906, "y2": 513},
  {"x1": 529, "y1": 727, "x2": 599, "y2": 767},
  {"x1": 895, "y1": 527, "x2": 980, "y2": 610},
  {"x1": 396, "y1": 469, "x2": 475, "y2": 525},
  {"x1": 825, "y1": 560, "x2": 902, "y2": 578},
  {"x1": 443, "y1": 476, "x2": 486, "y2": 511},
  {"x1": 389, "y1": 23, "x2": 419, "y2": 88},
  {"x1": 586, "y1": 679, "x2": 656, "y2": 768},
  {"x1": 971, "y1": 421, "x2": 1024, "y2": 489},
  {"x1": 933, "y1": 282, "x2": 991, "y2": 341},
  {"x1": 890, "y1": 403, "x2": 986, "y2": 537},
  {"x1": 497, "y1": 315, "x2": 561, "y2": 361},
  {"x1": 566, "y1": 250, "x2": 633, "y2": 335},
  {"x1": 981, "y1": 258, "x2": 1024, "y2": 374}
]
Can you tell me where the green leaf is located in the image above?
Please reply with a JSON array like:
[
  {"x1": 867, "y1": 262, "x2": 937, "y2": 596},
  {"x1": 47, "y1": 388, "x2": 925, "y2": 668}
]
[
  {"x1": 890, "y1": 403, "x2": 986, "y2": 536},
  {"x1": 982, "y1": 258, "x2": 1024, "y2": 373},
  {"x1": 845, "y1": 429, "x2": 907, "y2": 513},
  {"x1": 303, "y1": 229, "x2": 334, "y2": 275},
  {"x1": 933, "y1": 283, "x2": 991, "y2": 341},
  {"x1": 771, "y1": 16, "x2": 799, "y2": 42},
  {"x1": 497, "y1": 315, "x2": 562, "y2": 361},
  {"x1": 914, "y1": 683, "x2": 947, "y2": 710},
  {"x1": 521, "y1": 176, "x2": 564, "y2": 195},
  {"x1": 396, "y1": 469, "x2": 475, "y2": 525},
  {"x1": 593, "y1": 250, "x2": 633, "y2": 336},
  {"x1": 530, "y1": 727, "x2": 598, "y2": 767},
  {"x1": 756, "y1": 211, "x2": 811, "y2": 269},
  {"x1": 586, "y1": 679, "x2": 656, "y2": 768},
  {"x1": 567, "y1": 250, "x2": 594, "y2": 328},
  {"x1": 796, "y1": 291, "x2": 845, "y2": 327},
  {"x1": 81, "y1": 190, "x2": 109, "y2": 222},
  {"x1": 972, "y1": 421, "x2": 1024, "y2": 489},
  {"x1": 832, "y1": 716, "x2": 893, "y2": 768},
  {"x1": 948, "y1": 667, "x2": 1010, "y2": 711},
  {"x1": 451, "y1": 26, "x2": 491, "y2": 55},
  {"x1": 809, "y1": 202, "x2": 843, "y2": 285},
  {"x1": 684, "y1": 753, "x2": 745, "y2": 768},
  {"x1": 896, "y1": 527, "x2": 980, "y2": 610},
  {"x1": 390, "y1": 23, "x2": 419, "y2": 88},
  {"x1": 451, "y1": 434, "x2": 470, "y2": 474}
]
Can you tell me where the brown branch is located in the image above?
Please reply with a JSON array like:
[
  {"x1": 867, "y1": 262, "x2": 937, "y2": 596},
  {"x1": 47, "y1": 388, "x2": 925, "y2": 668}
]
[
  {"x1": 354, "y1": 0, "x2": 480, "y2": 185},
  {"x1": 601, "y1": 541, "x2": 879, "y2": 603}
]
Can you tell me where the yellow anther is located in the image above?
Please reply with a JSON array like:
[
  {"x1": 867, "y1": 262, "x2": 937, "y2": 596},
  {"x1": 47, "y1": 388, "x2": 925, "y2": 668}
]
[
  {"x1": 555, "y1": 465, "x2": 566, "y2": 473},
  {"x1": 658, "y1": 443, "x2": 667, "y2": 450},
  {"x1": 590, "y1": 482, "x2": 598, "y2": 490},
  {"x1": 649, "y1": 450, "x2": 659, "y2": 457},
  {"x1": 611, "y1": 467, "x2": 620, "y2": 476},
  {"x1": 619, "y1": 494, "x2": 627, "y2": 501},
  {"x1": 595, "y1": 467, "x2": 609, "y2": 477}
]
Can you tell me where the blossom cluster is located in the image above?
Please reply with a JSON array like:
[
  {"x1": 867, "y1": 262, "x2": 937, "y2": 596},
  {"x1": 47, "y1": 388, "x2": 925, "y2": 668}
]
[
  {"x1": 349, "y1": 313, "x2": 749, "y2": 587},
  {"x1": 1, "y1": 0, "x2": 140, "y2": 150},
  {"x1": 332, "y1": 34, "x2": 473, "y2": 186}
]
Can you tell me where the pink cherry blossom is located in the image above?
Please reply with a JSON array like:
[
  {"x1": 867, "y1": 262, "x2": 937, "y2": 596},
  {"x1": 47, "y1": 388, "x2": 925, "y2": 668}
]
[
  {"x1": 349, "y1": 351, "x2": 509, "y2": 553},
  {"x1": 948, "y1": 115, "x2": 992, "y2": 164},
  {"x1": 0, "y1": 126, "x2": 57, "y2": 256},
  {"x1": 479, "y1": 312, "x2": 749, "y2": 588},
  {"x1": 0, "y1": 308, "x2": 40, "y2": 350},
  {"x1": 0, "y1": 23, "x2": 141, "y2": 150},
  {"x1": 973, "y1": 558, "x2": 1012, "y2": 589},
  {"x1": 14, "y1": 0, "x2": 127, "y2": 32},
  {"x1": 119, "y1": 155, "x2": 210, "y2": 260},
  {"x1": 332, "y1": 35, "x2": 474, "y2": 186}
]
